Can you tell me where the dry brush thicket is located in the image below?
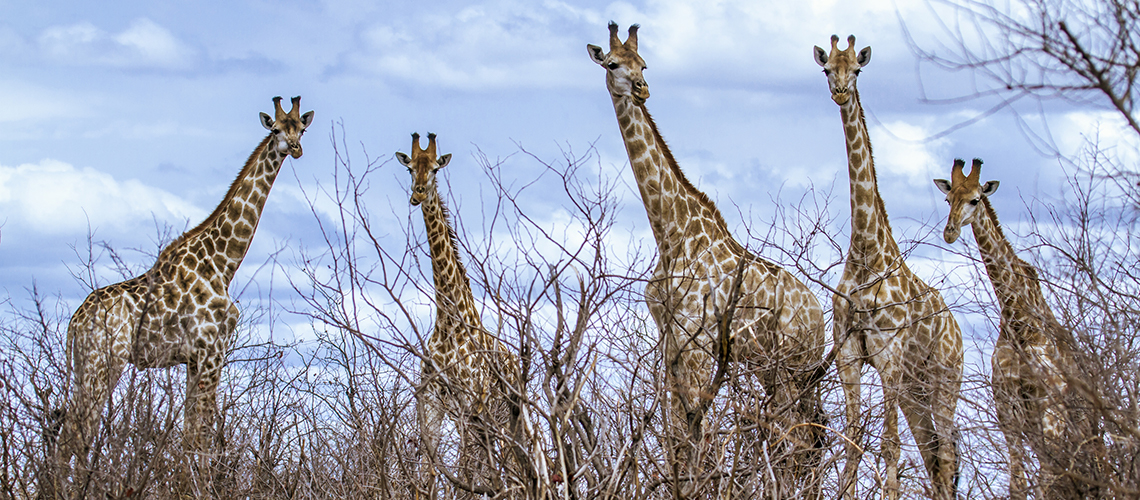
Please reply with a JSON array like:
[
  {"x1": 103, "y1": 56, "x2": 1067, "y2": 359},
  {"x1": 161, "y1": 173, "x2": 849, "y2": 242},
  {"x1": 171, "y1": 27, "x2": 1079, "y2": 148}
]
[
  {"x1": 6, "y1": 0, "x2": 1140, "y2": 489},
  {"x1": 0, "y1": 124, "x2": 1135, "y2": 498}
]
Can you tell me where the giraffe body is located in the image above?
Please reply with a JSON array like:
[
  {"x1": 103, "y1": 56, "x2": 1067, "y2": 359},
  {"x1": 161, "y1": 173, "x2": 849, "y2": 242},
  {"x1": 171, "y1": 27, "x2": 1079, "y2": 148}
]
[
  {"x1": 591, "y1": 23, "x2": 827, "y2": 490},
  {"x1": 935, "y1": 159, "x2": 1102, "y2": 499},
  {"x1": 397, "y1": 133, "x2": 520, "y2": 497},
  {"x1": 815, "y1": 36, "x2": 963, "y2": 500},
  {"x1": 60, "y1": 97, "x2": 313, "y2": 466}
]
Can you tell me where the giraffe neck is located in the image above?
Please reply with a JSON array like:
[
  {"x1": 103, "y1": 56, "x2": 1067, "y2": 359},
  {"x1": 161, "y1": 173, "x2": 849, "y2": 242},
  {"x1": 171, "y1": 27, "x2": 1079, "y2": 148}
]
[
  {"x1": 420, "y1": 186, "x2": 481, "y2": 335},
  {"x1": 971, "y1": 197, "x2": 1039, "y2": 318},
  {"x1": 611, "y1": 96, "x2": 737, "y2": 261},
  {"x1": 839, "y1": 89, "x2": 900, "y2": 262},
  {"x1": 161, "y1": 134, "x2": 284, "y2": 285}
]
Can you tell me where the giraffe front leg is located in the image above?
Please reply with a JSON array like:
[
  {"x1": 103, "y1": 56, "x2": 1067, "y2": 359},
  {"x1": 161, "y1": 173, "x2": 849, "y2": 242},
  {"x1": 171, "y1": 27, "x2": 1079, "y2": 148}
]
[
  {"x1": 184, "y1": 358, "x2": 223, "y2": 452},
  {"x1": 836, "y1": 347, "x2": 864, "y2": 500},
  {"x1": 1002, "y1": 421, "x2": 1027, "y2": 500},
  {"x1": 994, "y1": 357, "x2": 1027, "y2": 499},
  {"x1": 184, "y1": 360, "x2": 204, "y2": 454},
  {"x1": 881, "y1": 379, "x2": 901, "y2": 500},
  {"x1": 659, "y1": 338, "x2": 700, "y2": 482},
  {"x1": 931, "y1": 372, "x2": 961, "y2": 500},
  {"x1": 183, "y1": 308, "x2": 233, "y2": 459},
  {"x1": 417, "y1": 379, "x2": 444, "y2": 500}
]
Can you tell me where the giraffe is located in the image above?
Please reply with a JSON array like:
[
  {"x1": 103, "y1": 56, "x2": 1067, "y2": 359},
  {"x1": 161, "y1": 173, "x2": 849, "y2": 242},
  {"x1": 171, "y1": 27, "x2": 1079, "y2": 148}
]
[
  {"x1": 935, "y1": 158, "x2": 1103, "y2": 499},
  {"x1": 396, "y1": 133, "x2": 522, "y2": 497},
  {"x1": 589, "y1": 22, "x2": 828, "y2": 490},
  {"x1": 814, "y1": 35, "x2": 963, "y2": 500},
  {"x1": 60, "y1": 96, "x2": 313, "y2": 467}
]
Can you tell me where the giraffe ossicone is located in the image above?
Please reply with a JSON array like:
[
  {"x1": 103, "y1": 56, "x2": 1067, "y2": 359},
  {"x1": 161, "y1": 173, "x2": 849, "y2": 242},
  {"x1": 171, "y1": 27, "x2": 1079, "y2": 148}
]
[
  {"x1": 817, "y1": 35, "x2": 963, "y2": 500},
  {"x1": 60, "y1": 96, "x2": 313, "y2": 470}
]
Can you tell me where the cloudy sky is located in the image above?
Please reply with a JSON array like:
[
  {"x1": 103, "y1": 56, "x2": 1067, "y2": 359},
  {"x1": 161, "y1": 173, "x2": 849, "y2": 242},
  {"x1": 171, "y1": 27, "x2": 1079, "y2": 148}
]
[{"x1": 0, "y1": 0, "x2": 1120, "y2": 340}]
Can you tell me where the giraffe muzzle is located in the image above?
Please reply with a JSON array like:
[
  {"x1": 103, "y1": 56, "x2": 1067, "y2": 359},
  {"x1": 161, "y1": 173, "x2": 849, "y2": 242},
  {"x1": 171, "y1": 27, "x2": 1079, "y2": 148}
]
[
  {"x1": 832, "y1": 90, "x2": 851, "y2": 105},
  {"x1": 289, "y1": 143, "x2": 303, "y2": 158},
  {"x1": 943, "y1": 224, "x2": 960, "y2": 244},
  {"x1": 633, "y1": 81, "x2": 650, "y2": 102}
]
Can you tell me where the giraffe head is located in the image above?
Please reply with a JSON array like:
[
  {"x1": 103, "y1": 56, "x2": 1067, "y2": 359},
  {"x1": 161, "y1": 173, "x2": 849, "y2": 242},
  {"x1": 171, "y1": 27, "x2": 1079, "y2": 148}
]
[
  {"x1": 258, "y1": 96, "x2": 315, "y2": 159},
  {"x1": 587, "y1": 22, "x2": 650, "y2": 104},
  {"x1": 395, "y1": 132, "x2": 452, "y2": 206},
  {"x1": 814, "y1": 35, "x2": 871, "y2": 105},
  {"x1": 934, "y1": 158, "x2": 1000, "y2": 243}
]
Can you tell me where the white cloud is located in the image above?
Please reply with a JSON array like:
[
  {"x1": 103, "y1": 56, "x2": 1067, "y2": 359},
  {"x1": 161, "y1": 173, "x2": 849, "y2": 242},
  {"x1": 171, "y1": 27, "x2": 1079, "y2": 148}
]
[
  {"x1": 37, "y1": 18, "x2": 198, "y2": 71},
  {"x1": 114, "y1": 19, "x2": 194, "y2": 67},
  {"x1": 330, "y1": 0, "x2": 601, "y2": 89},
  {"x1": 0, "y1": 159, "x2": 204, "y2": 236},
  {"x1": 633, "y1": 0, "x2": 919, "y2": 81},
  {"x1": 869, "y1": 120, "x2": 950, "y2": 187},
  {"x1": 323, "y1": 0, "x2": 927, "y2": 90},
  {"x1": 1055, "y1": 110, "x2": 1139, "y2": 167}
]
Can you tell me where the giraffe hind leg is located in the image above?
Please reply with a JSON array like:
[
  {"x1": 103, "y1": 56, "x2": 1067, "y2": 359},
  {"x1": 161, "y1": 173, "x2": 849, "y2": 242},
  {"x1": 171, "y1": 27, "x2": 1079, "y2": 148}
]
[{"x1": 63, "y1": 326, "x2": 129, "y2": 471}]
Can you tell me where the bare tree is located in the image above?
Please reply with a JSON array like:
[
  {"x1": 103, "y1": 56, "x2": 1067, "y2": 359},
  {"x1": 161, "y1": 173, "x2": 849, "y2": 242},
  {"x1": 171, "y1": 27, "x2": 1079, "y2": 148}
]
[
  {"x1": 909, "y1": 0, "x2": 1140, "y2": 143},
  {"x1": 1026, "y1": 148, "x2": 1140, "y2": 497}
]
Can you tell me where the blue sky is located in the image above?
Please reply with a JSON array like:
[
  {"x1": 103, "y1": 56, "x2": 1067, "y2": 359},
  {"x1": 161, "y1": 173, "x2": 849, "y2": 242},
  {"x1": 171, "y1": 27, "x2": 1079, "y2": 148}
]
[{"x1": 0, "y1": 0, "x2": 1121, "y2": 335}]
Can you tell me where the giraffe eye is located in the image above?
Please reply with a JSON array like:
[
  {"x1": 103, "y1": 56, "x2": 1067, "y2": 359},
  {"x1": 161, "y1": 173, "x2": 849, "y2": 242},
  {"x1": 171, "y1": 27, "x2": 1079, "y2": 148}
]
[
  {"x1": 969, "y1": 199, "x2": 979, "y2": 206},
  {"x1": 607, "y1": 62, "x2": 619, "y2": 70},
  {"x1": 823, "y1": 68, "x2": 831, "y2": 76},
  {"x1": 853, "y1": 69, "x2": 861, "y2": 75}
]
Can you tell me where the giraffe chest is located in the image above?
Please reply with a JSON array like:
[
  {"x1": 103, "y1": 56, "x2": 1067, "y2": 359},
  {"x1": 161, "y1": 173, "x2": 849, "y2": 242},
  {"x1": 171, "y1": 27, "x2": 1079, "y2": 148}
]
[
  {"x1": 426, "y1": 329, "x2": 496, "y2": 379},
  {"x1": 647, "y1": 256, "x2": 788, "y2": 358},
  {"x1": 992, "y1": 322, "x2": 1066, "y2": 387},
  {"x1": 424, "y1": 327, "x2": 514, "y2": 414},
  {"x1": 834, "y1": 272, "x2": 950, "y2": 368},
  {"x1": 127, "y1": 258, "x2": 236, "y2": 366}
]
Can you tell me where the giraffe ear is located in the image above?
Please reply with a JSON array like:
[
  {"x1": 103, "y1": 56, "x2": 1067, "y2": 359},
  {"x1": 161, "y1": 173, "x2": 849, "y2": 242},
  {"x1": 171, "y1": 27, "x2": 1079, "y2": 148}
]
[
  {"x1": 259, "y1": 112, "x2": 274, "y2": 131},
  {"x1": 813, "y1": 46, "x2": 828, "y2": 67},
  {"x1": 300, "y1": 110, "x2": 315, "y2": 129},
  {"x1": 587, "y1": 44, "x2": 606, "y2": 66},
  {"x1": 395, "y1": 152, "x2": 412, "y2": 167},
  {"x1": 437, "y1": 153, "x2": 452, "y2": 169},
  {"x1": 857, "y1": 46, "x2": 872, "y2": 67},
  {"x1": 933, "y1": 179, "x2": 952, "y2": 195},
  {"x1": 981, "y1": 180, "x2": 1000, "y2": 197}
]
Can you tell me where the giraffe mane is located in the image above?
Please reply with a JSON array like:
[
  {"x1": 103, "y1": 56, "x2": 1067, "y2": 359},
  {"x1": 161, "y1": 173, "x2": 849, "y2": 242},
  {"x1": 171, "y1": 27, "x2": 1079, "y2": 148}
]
[
  {"x1": 978, "y1": 193, "x2": 1044, "y2": 290},
  {"x1": 852, "y1": 88, "x2": 896, "y2": 245},
  {"x1": 433, "y1": 193, "x2": 472, "y2": 287},
  {"x1": 639, "y1": 104, "x2": 751, "y2": 257},
  {"x1": 159, "y1": 134, "x2": 275, "y2": 261},
  {"x1": 979, "y1": 194, "x2": 1009, "y2": 252}
]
